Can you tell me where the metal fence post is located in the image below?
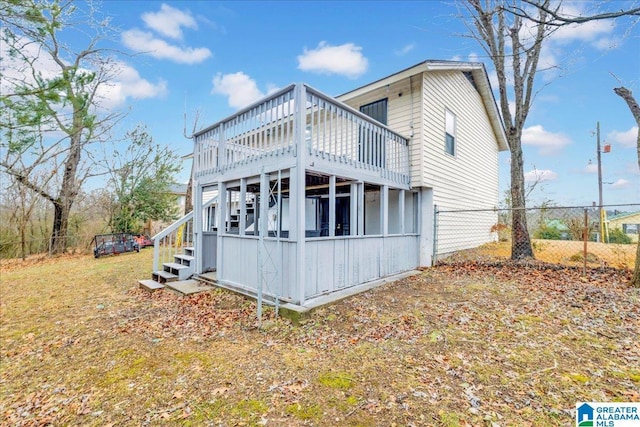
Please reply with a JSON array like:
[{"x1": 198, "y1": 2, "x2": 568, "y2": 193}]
[{"x1": 583, "y1": 208, "x2": 588, "y2": 276}]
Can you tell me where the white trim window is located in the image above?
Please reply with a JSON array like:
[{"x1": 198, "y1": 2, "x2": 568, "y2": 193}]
[{"x1": 445, "y1": 109, "x2": 456, "y2": 156}]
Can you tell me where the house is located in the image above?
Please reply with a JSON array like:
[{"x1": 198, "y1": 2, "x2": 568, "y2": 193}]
[
  {"x1": 168, "y1": 183, "x2": 188, "y2": 213},
  {"x1": 141, "y1": 183, "x2": 188, "y2": 237},
  {"x1": 143, "y1": 60, "x2": 508, "y2": 308},
  {"x1": 608, "y1": 210, "x2": 640, "y2": 242}
]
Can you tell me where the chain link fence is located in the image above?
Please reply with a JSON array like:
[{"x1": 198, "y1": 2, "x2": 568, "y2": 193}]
[{"x1": 434, "y1": 204, "x2": 639, "y2": 271}]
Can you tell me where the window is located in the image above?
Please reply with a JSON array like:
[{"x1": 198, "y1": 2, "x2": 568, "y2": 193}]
[
  {"x1": 360, "y1": 98, "x2": 388, "y2": 125},
  {"x1": 445, "y1": 109, "x2": 456, "y2": 156},
  {"x1": 623, "y1": 223, "x2": 640, "y2": 234}
]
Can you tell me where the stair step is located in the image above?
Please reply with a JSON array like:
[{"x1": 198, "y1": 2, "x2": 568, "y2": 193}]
[
  {"x1": 174, "y1": 254, "x2": 195, "y2": 264},
  {"x1": 165, "y1": 279, "x2": 215, "y2": 295},
  {"x1": 163, "y1": 262, "x2": 194, "y2": 280},
  {"x1": 184, "y1": 247, "x2": 195, "y2": 256},
  {"x1": 152, "y1": 270, "x2": 178, "y2": 283},
  {"x1": 138, "y1": 279, "x2": 164, "y2": 292},
  {"x1": 164, "y1": 262, "x2": 190, "y2": 271}
]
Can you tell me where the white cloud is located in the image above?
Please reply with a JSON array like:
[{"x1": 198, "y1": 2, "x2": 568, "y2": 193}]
[
  {"x1": 592, "y1": 37, "x2": 619, "y2": 51},
  {"x1": 522, "y1": 125, "x2": 572, "y2": 155},
  {"x1": 551, "y1": 4, "x2": 616, "y2": 45},
  {"x1": 142, "y1": 3, "x2": 197, "y2": 40},
  {"x1": 524, "y1": 169, "x2": 558, "y2": 182},
  {"x1": 0, "y1": 37, "x2": 165, "y2": 111},
  {"x1": 395, "y1": 43, "x2": 415, "y2": 56},
  {"x1": 583, "y1": 163, "x2": 598, "y2": 174},
  {"x1": 607, "y1": 126, "x2": 638, "y2": 148},
  {"x1": 538, "y1": 44, "x2": 560, "y2": 75},
  {"x1": 610, "y1": 178, "x2": 630, "y2": 189},
  {"x1": 0, "y1": 36, "x2": 60, "y2": 87},
  {"x1": 121, "y1": 29, "x2": 212, "y2": 64},
  {"x1": 212, "y1": 72, "x2": 265, "y2": 109},
  {"x1": 97, "y1": 62, "x2": 167, "y2": 109},
  {"x1": 297, "y1": 42, "x2": 368, "y2": 78}
]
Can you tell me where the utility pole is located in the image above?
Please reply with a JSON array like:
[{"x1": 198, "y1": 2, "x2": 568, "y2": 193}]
[{"x1": 595, "y1": 122, "x2": 612, "y2": 242}]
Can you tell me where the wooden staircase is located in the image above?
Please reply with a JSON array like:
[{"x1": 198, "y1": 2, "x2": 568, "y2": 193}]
[{"x1": 139, "y1": 246, "x2": 215, "y2": 294}]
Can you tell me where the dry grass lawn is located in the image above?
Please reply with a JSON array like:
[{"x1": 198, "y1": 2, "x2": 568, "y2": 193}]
[
  {"x1": 1, "y1": 250, "x2": 639, "y2": 426},
  {"x1": 454, "y1": 239, "x2": 637, "y2": 270}
]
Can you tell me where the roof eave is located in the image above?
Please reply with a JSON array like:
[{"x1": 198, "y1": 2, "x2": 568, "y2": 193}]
[{"x1": 337, "y1": 60, "x2": 509, "y2": 153}]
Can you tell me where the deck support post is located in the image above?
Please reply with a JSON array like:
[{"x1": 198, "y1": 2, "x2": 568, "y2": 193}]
[
  {"x1": 194, "y1": 180, "x2": 203, "y2": 274},
  {"x1": 399, "y1": 190, "x2": 405, "y2": 235},
  {"x1": 257, "y1": 169, "x2": 268, "y2": 324},
  {"x1": 294, "y1": 83, "x2": 307, "y2": 305},
  {"x1": 381, "y1": 185, "x2": 389, "y2": 236},
  {"x1": 239, "y1": 178, "x2": 247, "y2": 236},
  {"x1": 357, "y1": 182, "x2": 364, "y2": 236},
  {"x1": 329, "y1": 175, "x2": 336, "y2": 237},
  {"x1": 350, "y1": 183, "x2": 358, "y2": 236},
  {"x1": 217, "y1": 181, "x2": 227, "y2": 279}
]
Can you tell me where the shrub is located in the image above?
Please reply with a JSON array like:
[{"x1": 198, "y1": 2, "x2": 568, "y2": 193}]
[
  {"x1": 608, "y1": 228, "x2": 632, "y2": 244},
  {"x1": 535, "y1": 226, "x2": 563, "y2": 240}
]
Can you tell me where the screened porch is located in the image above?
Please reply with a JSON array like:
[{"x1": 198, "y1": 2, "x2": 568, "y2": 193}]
[{"x1": 191, "y1": 83, "x2": 417, "y2": 306}]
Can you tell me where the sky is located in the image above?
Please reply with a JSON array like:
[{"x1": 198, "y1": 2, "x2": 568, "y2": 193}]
[{"x1": 5, "y1": 1, "x2": 640, "y2": 207}]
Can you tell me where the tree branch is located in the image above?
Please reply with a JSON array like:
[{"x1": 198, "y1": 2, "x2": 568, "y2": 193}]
[
  {"x1": 507, "y1": 1, "x2": 640, "y2": 26},
  {"x1": 613, "y1": 86, "x2": 640, "y2": 171}
]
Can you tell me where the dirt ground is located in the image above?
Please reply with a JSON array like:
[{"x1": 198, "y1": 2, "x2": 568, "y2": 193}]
[{"x1": 1, "y1": 251, "x2": 639, "y2": 426}]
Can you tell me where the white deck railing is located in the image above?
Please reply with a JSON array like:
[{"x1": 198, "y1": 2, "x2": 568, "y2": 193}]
[
  {"x1": 305, "y1": 86, "x2": 410, "y2": 184},
  {"x1": 194, "y1": 85, "x2": 297, "y2": 177},
  {"x1": 194, "y1": 84, "x2": 410, "y2": 185},
  {"x1": 151, "y1": 197, "x2": 217, "y2": 272}
]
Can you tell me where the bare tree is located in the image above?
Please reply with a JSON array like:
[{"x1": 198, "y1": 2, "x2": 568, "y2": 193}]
[
  {"x1": 613, "y1": 86, "x2": 640, "y2": 286},
  {"x1": 506, "y1": 1, "x2": 640, "y2": 26},
  {"x1": 183, "y1": 108, "x2": 202, "y2": 215},
  {"x1": 499, "y1": 1, "x2": 639, "y2": 280},
  {"x1": 462, "y1": 0, "x2": 639, "y2": 260},
  {"x1": 0, "y1": 0, "x2": 122, "y2": 254},
  {"x1": 462, "y1": 0, "x2": 556, "y2": 259},
  {"x1": 614, "y1": 87, "x2": 640, "y2": 170}
]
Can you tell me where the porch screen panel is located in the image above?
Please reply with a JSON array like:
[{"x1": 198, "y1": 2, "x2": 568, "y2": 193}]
[{"x1": 359, "y1": 99, "x2": 387, "y2": 168}]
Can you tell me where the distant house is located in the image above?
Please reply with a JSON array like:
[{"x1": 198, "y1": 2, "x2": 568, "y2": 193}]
[
  {"x1": 144, "y1": 60, "x2": 509, "y2": 308},
  {"x1": 608, "y1": 211, "x2": 640, "y2": 242},
  {"x1": 142, "y1": 183, "x2": 187, "y2": 236},
  {"x1": 541, "y1": 219, "x2": 570, "y2": 240},
  {"x1": 168, "y1": 183, "x2": 188, "y2": 214}
]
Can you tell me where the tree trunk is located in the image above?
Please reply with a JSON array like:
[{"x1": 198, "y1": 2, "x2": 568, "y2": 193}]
[
  {"x1": 633, "y1": 240, "x2": 640, "y2": 288},
  {"x1": 509, "y1": 134, "x2": 534, "y2": 259},
  {"x1": 20, "y1": 223, "x2": 27, "y2": 261},
  {"x1": 613, "y1": 87, "x2": 640, "y2": 286},
  {"x1": 184, "y1": 175, "x2": 193, "y2": 215},
  {"x1": 50, "y1": 112, "x2": 83, "y2": 254},
  {"x1": 613, "y1": 87, "x2": 640, "y2": 170},
  {"x1": 50, "y1": 201, "x2": 66, "y2": 254}
]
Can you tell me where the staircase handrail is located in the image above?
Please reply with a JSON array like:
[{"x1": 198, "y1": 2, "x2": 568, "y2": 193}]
[{"x1": 152, "y1": 196, "x2": 217, "y2": 271}]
